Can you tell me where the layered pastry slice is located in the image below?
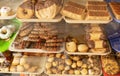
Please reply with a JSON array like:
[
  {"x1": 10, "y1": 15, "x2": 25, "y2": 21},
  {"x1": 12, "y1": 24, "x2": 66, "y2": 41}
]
[
  {"x1": 61, "y1": 1, "x2": 85, "y2": 20},
  {"x1": 109, "y1": 2, "x2": 120, "y2": 20},
  {"x1": 87, "y1": 5, "x2": 107, "y2": 11},
  {"x1": 87, "y1": 1, "x2": 107, "y2": 6},
  {"x1": 86, "y1": 11, "x2": 110, "y2": 20}
]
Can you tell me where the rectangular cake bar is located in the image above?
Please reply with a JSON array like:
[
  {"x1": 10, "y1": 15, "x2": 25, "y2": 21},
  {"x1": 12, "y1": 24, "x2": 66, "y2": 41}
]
[
  {"x1": 86, "y1": 11, "x2": 110, "y2": 20},
  {"x1": 87, "y1": 1, "x2": 107, "y2": 6},
  {"x1": 87, "y1": 5, "x2": 107, "y2": 11}
]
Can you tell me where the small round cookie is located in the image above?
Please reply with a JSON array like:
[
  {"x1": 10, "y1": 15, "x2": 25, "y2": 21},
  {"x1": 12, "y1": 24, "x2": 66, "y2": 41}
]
[
  {"x1": 65, "y1": 59, "x2": 72, "y2": 65},
  {"x1": 46, "y1": 62, "x2": 52, "y2": 69},
  {"x1": 78, "y1": 44, "x2": 89, "y2": 52},
  {"x1": 74, "y1": 70, "x2": 80, "y2": 75},
  {"x1": 81, "y1": 68, "x2": 88, "y2": 75}
]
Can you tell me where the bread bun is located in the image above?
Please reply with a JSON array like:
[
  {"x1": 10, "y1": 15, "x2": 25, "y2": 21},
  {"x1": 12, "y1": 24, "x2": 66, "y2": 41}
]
[
  {"x1": 78, "y1": 44, "x2": 89, "y2": 52},
  {"x1": 17, "y1": 65, "x2": 24, "y2": 72}
]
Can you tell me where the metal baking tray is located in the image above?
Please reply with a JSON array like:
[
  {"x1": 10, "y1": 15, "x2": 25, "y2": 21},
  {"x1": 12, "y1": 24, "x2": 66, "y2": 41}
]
[
  {"x1": 64, "y1": 24, "x2": 111, "y2": 55},
  {"x1": 9, "y1": 22, "x2": 65, "y2": 53},
  {"x1": 0, "y1": 56, "x2": 46, "y2": 74}
]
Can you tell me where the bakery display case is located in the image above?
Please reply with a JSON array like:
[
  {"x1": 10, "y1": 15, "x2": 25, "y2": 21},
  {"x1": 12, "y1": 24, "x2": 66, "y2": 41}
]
[{"x1": 0, "y1": 0, "x2": 120, "y2": 76}]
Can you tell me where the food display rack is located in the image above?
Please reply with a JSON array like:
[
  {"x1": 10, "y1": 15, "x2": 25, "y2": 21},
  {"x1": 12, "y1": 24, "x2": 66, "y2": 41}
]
[{"x1": 0, "y1": 0, "x2": 120, "y2": 76}]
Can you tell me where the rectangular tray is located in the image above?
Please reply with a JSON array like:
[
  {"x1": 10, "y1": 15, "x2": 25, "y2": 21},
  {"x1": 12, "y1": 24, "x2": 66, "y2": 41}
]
[
  {"x1": 0, "y1": 56, "x2": 46, "y2": 74},
  {"x1": 65, "y1": 24, "x2": 111, "y2": 55},
  {"x1": 9, "y1": 22, "x2": 65, "y2": 53}
]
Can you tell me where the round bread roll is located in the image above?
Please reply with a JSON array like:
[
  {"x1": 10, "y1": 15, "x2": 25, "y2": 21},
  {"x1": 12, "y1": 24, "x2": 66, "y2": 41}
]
[
  {"x1": 23, "y1": 63, "x2": 30, "y2": 70},
  {"x1": 10, "y1": 66, "x2": 16, "y2": 72},
  {"x1": 17, "y1": 65, "x2": 24, "y2": 72},
  {"x1": 12, "y1": 57, "x2": 20, "y2": 66},
  {"x1": 66, "y1": 42, "x2": 77, "y2": 52},
  {"x1": 78, "y1": 44, "x2": 89, "y2": 52},
  {"x1": 20, "y1": 57, "x2": 27, "y2": 65},
  {"x1": 81, "y1": 68, "x2": 88, "y2": 75},
  {"x1": 65, "y1": 59, "x2": 72, "y2": 65},
  {"x1": 46, "y1": 62, "x2": 52, "y2": 69},
  {"x1": 74, "y1": 70, "x2": 80, "y2": 75}
]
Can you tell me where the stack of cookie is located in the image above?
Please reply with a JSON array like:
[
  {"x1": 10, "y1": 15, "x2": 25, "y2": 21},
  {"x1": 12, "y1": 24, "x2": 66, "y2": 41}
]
[
  {"x1": 86, "y1": 1, "x2": 110, "y2": 20},
  {"x1": 85, "y1": 25, "x2": 108, "y2": 53},
  {"x1": 14, "y1": 22, "x2": 64, "y2": 52}
]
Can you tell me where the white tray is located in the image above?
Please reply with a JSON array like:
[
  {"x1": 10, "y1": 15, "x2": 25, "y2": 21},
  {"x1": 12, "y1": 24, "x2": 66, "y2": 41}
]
[
  {"x1": 0, "y1": 56, "x2": 46, "y2": 74},
  {"x1": 64, "y1": 17, "x2": 112, "y2": 24},
  {"x1": 17, "y1": 15, "x2": 63, "y2": 22}
]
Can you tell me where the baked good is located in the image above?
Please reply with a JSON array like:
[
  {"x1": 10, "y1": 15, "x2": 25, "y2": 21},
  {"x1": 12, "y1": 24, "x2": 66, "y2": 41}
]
[
  {"x1": 0, "y1": 6, "x2": 14, "y2": 17},
  {"x1": 71, "y1": 62, "x2": 77, "y2": 69},
  {"x1": 17, "y1": 65, "x2": 24, "y2": 72},
  {"x1": 74, "y1": 70, "x2": 80, "y2": 75},
  {"x1": 28, "y1": 66, "x2": 37, "y2": 72},
  {"x1": 47, "y1": 57, "x2": 54, "y2": 62},
  {"x1": 87, "y1": 1, "x2": 107, "y2": 6},
  {"x1": 77, "y1": 61, "x2": 83, "y2": 67},
  {"x1": 52, "y1": 61, "x2": 58, "y2": 67},
  {"x1": 78, "y1": 44, "x2": 89, "y2": 52},
  {"x1": 20, "y1": 57, "x2": 27, "y2": 65},
  {"x1": 12, "y1": 57, "x2": 20, "y2": 66},
  {"x1": 66, "y1": 42, "x2": 77, "y2": 52},
  {"x1": 101, "y1": 55, "x2": 120, "y2": 75},
  {"x1": 86, "y1": 32, "x2": 106, "y2": 40},
  {"x1": 109, "y1": 2, "x2": 120, "y2": 19},
  {"x1": 46, "y1": 62, "x2": 52, "y2": 69},
  {"x1": 35, "y1": 0, "x2": 58, "y2": 19},
  {"x1": 81, "y1": 68, "x2": 88, "y2": 75},
  {"x1": 17, "y1": 1, "x2": 34, "y2": 19},
  {"x1": 65, "y1": 59, "x2": 72, "y2": 65},
  {"x1": 87, "y1": 5, "x2": 107, "y2": 11},
  {"x1": 23, "y1": 63, "x2": 30, "y2": 70},
  {"x1": 61, "y1": 1, "x2": 85, "y2": 20},
  {"x1": 68, "y1": 70, "x2": 74, "y2": 74},
  {"x1": 87, "y1": 40, "x2": 107, "y2": 49},
  {"x1": 86, "y1": 11, "x2": 110, "y2": 20},
  {"x1": 10, "y1": 66, "x2": 16, "y2": 72}
]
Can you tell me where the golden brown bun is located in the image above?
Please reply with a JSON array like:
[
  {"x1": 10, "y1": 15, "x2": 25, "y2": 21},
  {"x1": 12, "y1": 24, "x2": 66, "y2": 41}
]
[{"x1": 78, "y1": 44, "x2": 89, "y2": 52}]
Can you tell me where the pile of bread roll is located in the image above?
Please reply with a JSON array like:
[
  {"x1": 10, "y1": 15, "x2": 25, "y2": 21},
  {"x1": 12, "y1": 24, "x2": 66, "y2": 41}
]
[
  {"x1": 86, "y1": 25, "x2": 108, "y2": 53},
  {"x1": 45, "y1": 53, "x2": 65, "y2": 74},
  {"x1": 10, "y1": 53, "x2": 39, "y2": 73},
  {"x1": 64, "y1": 55, "x2": 101, "y2": 75}
]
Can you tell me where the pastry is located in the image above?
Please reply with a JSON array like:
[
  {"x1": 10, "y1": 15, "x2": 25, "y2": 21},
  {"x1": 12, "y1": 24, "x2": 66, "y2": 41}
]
[
  {"x1": 87, "y1": 40, "x2": 107, "y2": 49},
  {"x1": 87, "y1": 5, "x2": 107, "y2": 11},
  {"x1": 28, "y1": 66, "x2": 37, "y2": 72},
  {"x1": 17, "y1": 65, "x2": 24, "y2": 72},
  {"x1": 17, "y1": 1, "x2": 34, "y2": 19},
  {"x1": 46, "y1": 69, "x2": 52, "y2": 74},
  {"x1": 65, "y1": 66, "x2": 70, "y2": 70},
  {"x1": 81, "y1": 68, "x2": 88, "y2": 75},
  {"x1": 12, "y1": 57, "x2": 20, "y2": 66},
  {"x1": 23, "y1": 63, "x2": 30, "y2": 70},
  {"x1": 74, "y1": 70, "x2": 80, "y2": 75},
  {"x1": 87, "y1": 1, "x2": 107, "y2": 6},
  {"x1": 51, "y1": 68, "x2": 58, "y2": 74},
  {"x1": 86, "y1": 11, "x2": 110, "y2": 20},
  {"x1": 48, "y1": 57, "x2": 54, "y2": 62},
  {"x1": 86, "y1": 32, "x2": 106, "y2": 40},
  {"x1": 20, "y1": 57, "x2": 27, "y2": 65},
  {"x1": 72, "y1": 56, "x2": 80, "y2": 61},
  {"x1": 71, "y1": 62, "x2": 77, "y2": 69},
  {"x1": 65, "y1": 59, "x2": 72, "y2": 65},
  {"x1": 68, "y1": 70, "x2": 74, "y2": 74},
  {"x1": 52, "y1": 61, "x2": 58, "y2": 67},
  {"x1": 0, "y1": 6, "x2": 13, "y2": 16},
  {"x1": 78, "y1": 44, "x2": 89, "y2": 52},
  {"x1": 10, "y1": 66, "x2": 16, "y2": 72},
  {"x1": 46, "y1": 62, "x2": 52, "y2": 69},
  {"x1": 77, "y1": 61, "x2": 83, "y2": 67},
  {"x1": 58, "y1": 64, "x2": 64, "y2": 71},
  {"x1": 66, "y1": 42, "x2": 77, "y2": 52},
  {"x1": 61, "y1": 1, "x2": 85, "y2": 20},
  {"x1": 56, "y1": 54, "x2": 61, "y2": 58},
  {"x1": 35, "y1": 0, "x2": 59, "y2": 19}
]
